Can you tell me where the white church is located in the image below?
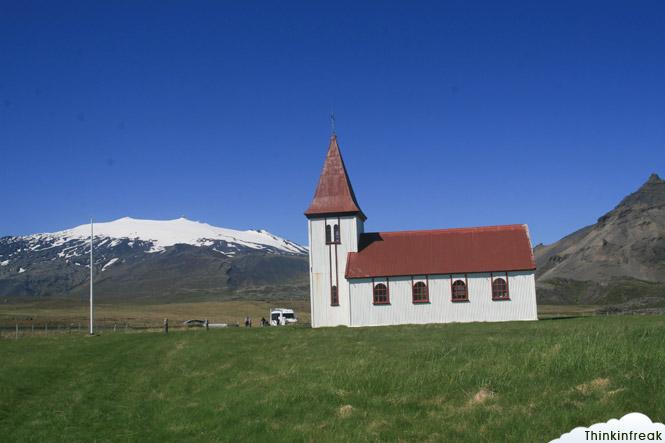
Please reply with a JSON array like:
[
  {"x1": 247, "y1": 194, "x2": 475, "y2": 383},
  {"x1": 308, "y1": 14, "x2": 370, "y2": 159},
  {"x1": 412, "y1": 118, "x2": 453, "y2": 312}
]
[{"x1": 305, "y1": 135, "x2": 538, "y2": 328}]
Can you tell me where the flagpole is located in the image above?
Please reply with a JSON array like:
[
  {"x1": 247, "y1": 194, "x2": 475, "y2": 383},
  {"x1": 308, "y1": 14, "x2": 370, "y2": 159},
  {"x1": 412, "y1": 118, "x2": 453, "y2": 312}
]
[{"x1": 89, "y1": 218, "x2": 94, "y2": 335}]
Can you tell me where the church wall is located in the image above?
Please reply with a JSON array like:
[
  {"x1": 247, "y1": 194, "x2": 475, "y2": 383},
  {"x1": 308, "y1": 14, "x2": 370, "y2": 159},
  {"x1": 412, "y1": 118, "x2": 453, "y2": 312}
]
[
  {"x1": 308, "y1": 216, "x2": 362, "y2": 328},
  {"x1": 348, "y1": 271, "x2": 537, "y2": 327}
]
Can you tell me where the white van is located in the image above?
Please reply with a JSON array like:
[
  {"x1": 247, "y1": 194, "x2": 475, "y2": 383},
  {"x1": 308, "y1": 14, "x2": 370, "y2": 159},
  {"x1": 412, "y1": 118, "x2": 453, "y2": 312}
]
[{"x1": 270, "y1": 308, "x2": 297, "y2": 326}]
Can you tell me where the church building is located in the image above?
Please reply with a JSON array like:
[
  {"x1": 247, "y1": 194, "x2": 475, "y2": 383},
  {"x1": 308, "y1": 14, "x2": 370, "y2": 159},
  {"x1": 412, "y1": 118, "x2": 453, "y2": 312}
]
[{"x1": 305, "y1": 135, "x2": 538, "y2": 328}]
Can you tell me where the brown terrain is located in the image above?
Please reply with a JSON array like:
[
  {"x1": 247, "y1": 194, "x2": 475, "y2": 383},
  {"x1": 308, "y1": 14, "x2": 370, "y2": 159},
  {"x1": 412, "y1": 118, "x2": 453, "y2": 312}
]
[{"x1": 535, "y1": 173, "x2": 665, "y2": 313}]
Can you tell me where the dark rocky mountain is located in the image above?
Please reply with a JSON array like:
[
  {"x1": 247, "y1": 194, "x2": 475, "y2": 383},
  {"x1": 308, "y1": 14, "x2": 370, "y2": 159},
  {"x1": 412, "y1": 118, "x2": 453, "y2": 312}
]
[
  {"x1": 0, "y1": 217, "x2": 309, "y2": 300},
  {"x1": 535, "y1": 174, "x2": 665, "y2": 312}
]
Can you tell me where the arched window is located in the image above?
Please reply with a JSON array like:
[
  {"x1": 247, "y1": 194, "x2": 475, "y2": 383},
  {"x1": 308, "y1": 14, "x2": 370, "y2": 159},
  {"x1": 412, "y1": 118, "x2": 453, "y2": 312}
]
[
  {"x1": 325, "y1": 225, "x2": 332, "y2": 244},
  {"x1": 412, "y1": 281, "x2": 429, "y2": 303},
  {"x1": 331, "y1": 285, "x2": 339, "y2": 306},
  {"x1": 492, "y1": 278, "x2": 509, "y2": 300},
  {"x1": 451, "y1": 280, "x2": 468, "y2": 301},
  {"x1": 373, "y1": 283, "x2": 389, "y2": 305},
  {"x1": 333, "y1": 224, "x2": 341, "y2": 244}
]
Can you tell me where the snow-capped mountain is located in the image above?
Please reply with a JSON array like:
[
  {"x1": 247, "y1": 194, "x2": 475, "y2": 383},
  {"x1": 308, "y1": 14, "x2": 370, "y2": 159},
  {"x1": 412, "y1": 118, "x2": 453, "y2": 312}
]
[
  {"x1": 28, "y1": 217, "x2": 307, "y2": 255},
  {"x1": 0, "y1": 217, "x2": 308, "y2": 299}
]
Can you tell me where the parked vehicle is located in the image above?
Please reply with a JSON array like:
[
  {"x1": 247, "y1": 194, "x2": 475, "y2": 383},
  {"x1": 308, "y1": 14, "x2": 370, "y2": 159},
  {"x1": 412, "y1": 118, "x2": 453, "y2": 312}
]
[
  {"x1": 183, "y1": 319, "x2": 206, "y2": 328},
  {"x1": 270, "y1": 308, "x2": 297, "y2": 326}
]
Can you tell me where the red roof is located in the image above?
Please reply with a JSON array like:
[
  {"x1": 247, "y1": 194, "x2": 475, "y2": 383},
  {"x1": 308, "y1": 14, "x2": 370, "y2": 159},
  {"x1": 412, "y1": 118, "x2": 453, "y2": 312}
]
[
  {"x1": 345, "y1": 224, "x2": 536, "y2": 278},
  {"x1": 305, "y1": 135, "x2": 366, "y2": 220}
]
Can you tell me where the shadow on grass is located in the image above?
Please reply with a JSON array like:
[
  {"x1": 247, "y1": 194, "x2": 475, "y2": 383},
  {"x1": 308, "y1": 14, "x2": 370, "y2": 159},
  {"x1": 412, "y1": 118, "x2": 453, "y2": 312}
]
[{"x1": 538, "y1": 314, "x2": 595, "y2": 321}]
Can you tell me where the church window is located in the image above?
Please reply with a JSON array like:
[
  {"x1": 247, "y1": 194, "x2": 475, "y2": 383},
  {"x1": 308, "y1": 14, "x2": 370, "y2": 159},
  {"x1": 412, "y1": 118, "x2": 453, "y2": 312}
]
[
  {"x1": 412, "y1": 281, "x2": 429, "y2": 303},
  {"x1": 492, "y1": 277, "x2": 509, "y2": 300},
  {"x1": 451, "y1": 280, "x2": 468, "y2": 301},
  {"x1": 333, "y1": 224, "x2": 341, "y2": 244},
  {"x1": 373, "y1": 283, "x2": 389, "y2": 305},
  {"x1": 325, "y1": 225, "x2": 332, "y2": 244},
  {"x1": 331, "y1": 285, "x2": 339, "y2": 306}
]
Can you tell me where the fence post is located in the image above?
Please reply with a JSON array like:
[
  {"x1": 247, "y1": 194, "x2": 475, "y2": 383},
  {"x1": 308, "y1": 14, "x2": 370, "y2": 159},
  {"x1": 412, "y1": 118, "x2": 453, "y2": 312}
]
[
  {"x1": 16, "y1": 322, "x2": 19, "y2": 340},
  {"x1": 45, "y1": 323, "x2": 48, "y2": 336},
  {"x1": 114, "y1": 323, "x2": 117, "y2": 332},
  {"x1": 32, "y1": 321, "x2": 34, "y2": 335},
  {"x1": 163, "y1": 318, "x2": 169, "y2": 335}
]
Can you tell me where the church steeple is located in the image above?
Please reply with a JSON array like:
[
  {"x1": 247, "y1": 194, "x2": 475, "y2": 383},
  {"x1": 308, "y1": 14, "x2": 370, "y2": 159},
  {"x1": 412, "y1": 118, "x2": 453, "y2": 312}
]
[{"x1": 305, "y1": 135, "x2": 366, "y2": 220}]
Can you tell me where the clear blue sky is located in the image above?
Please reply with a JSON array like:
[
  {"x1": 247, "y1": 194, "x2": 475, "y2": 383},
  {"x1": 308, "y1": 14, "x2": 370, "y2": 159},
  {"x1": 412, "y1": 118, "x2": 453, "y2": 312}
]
[{"x1": 1, "y1": 1, "x2": 664, "y2": 246}]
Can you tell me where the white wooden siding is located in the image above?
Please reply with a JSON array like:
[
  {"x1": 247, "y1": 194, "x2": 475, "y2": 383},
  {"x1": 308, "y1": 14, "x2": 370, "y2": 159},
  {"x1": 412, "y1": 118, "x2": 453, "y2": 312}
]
[
  {"x1": 308, "y1": 216, "x2": 363, "y2": 327},
  {"x1": 347, "y1": 271, "x2": 537, "y2": 327}
]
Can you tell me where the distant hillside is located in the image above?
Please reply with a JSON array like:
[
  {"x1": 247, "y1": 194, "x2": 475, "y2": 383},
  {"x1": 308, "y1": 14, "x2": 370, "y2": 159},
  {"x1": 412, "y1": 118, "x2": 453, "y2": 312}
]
[
  {"x1": 535, "y1": 174, "x2": 665, "y2": 312},
  {"x1": 0, "y1": 217, "x2": 309, "y2": 300}
]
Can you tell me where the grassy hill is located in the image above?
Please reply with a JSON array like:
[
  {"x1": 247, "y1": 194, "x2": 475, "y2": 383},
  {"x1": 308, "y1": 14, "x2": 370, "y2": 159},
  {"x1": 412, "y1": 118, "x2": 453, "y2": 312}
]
[{"x1": 1, "y1": 317, "x2": 664, "y2": 442}]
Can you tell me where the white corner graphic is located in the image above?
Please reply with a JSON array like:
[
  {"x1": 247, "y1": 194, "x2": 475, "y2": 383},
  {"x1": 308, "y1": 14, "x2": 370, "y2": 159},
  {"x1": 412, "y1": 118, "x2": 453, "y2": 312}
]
[{"x1": 551, "y1": 413, "x2": 665, "y2": 442}]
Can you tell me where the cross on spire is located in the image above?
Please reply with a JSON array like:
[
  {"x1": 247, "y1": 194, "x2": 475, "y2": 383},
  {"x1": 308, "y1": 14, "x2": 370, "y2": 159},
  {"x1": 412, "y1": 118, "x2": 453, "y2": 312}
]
[{"x1": 330, "y1": 112, "x2": 336, "y2": 135}]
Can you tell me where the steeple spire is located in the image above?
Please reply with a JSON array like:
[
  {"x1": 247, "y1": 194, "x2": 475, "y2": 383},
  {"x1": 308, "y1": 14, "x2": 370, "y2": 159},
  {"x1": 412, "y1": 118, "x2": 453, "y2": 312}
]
[{"x1": 305, "y1": 135, "x2": 366, "y2": 220}]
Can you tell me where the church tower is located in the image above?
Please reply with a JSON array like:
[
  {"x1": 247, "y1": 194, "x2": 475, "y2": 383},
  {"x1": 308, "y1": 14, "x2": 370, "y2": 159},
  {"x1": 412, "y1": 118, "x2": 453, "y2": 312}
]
[{"x1": 305, "y1": 135, "x2": 366, "y2": 327}]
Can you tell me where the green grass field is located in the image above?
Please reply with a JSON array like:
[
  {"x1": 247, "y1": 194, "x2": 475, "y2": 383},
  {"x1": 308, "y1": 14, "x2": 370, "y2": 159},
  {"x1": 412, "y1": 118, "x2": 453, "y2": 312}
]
[{"x1": 1, "y1": 316, "x2": 664, "y2": 442}]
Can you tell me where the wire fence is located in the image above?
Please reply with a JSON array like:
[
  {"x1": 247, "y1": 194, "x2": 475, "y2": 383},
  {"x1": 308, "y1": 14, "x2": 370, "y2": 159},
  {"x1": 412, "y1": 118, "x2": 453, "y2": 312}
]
[
  {"x1": 0, "y1": 321, "x2": 189, "y2": 339},
  {"x1": 0, "y1": 319, "x2": 311, "y2": 340}
]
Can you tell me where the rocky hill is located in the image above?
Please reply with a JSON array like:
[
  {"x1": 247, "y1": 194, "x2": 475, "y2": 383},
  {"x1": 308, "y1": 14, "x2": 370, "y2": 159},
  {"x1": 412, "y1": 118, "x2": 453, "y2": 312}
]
[
  {"x1": 0, "y1": 217, "x2": 309, "y2": 300},
  {"x1": 535, "y1": 174, "x2": 665, "y2": 312}
]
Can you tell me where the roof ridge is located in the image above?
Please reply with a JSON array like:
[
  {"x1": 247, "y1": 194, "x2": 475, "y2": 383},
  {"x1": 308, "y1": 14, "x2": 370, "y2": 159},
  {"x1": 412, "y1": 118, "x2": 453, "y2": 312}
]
[{"x1": 363, "y1": 224, "x2": 527, "y2": 237}]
